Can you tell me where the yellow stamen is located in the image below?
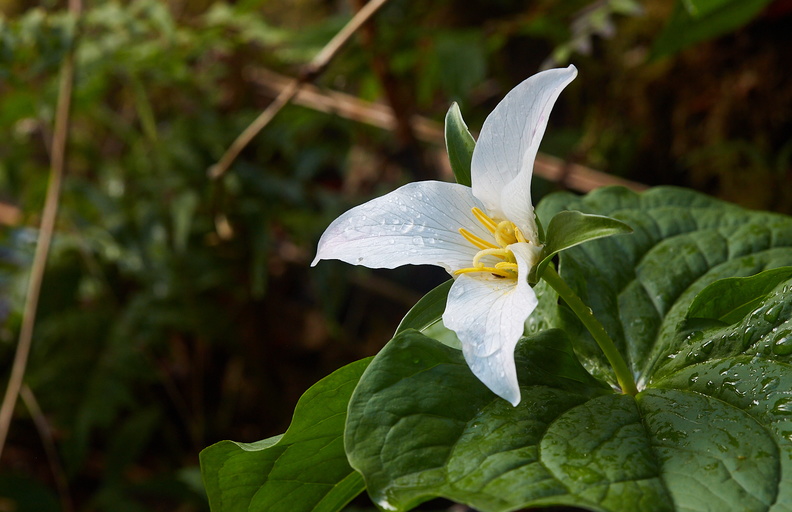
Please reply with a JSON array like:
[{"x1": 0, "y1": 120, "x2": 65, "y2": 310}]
[
  {"x1": 495, "y1": 262, "x2": 518, "y2": 272},
  {"x1": 472, "y1": 248, "x2": 511, "y2": 267},
  {"x1": 471, "y1": 207, "x2": 498, "y2": 233},
  {"x1": 454, "y1": 266, "x2": 513, "y2": 278},
  {"x1": 455, "y1": 207, "x2": 532, "y2": 281},
  {"x1": 459, "y1": 228, "x2": 498, "y2": 250}
]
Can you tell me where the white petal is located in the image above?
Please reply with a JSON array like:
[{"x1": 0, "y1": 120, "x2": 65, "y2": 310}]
[
  {"x1": 471, "y1": 65, "x2": 577, "y2": 239},
  {"x1": 312, "y1": 181, "x2": 494, "y2": 273},
  {"x1": 441, "y1": 242, "x2": 539, "y2": 406}
]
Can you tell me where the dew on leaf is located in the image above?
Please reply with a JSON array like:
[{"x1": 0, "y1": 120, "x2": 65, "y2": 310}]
[
  {"x1": 764, "y1": 303, "x2": 783, "y2": 323},
  {"x1": 772, "y1": 329, "x2": 792, "y2": 356},
  {"x1": 772, "y1": 397, "x2": 792, "y2": 415},
  {"x1": 742, "y1": 326, "x2": 757, "y2": 343},
  {"x1": 722, "y1": 378, "x2": 745, "y2": 398},
  {"x1": 760, "y1": 376, "x2": 780, "y2": 393}
]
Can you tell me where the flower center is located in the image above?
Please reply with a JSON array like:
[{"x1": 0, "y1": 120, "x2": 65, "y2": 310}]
[{"x1": 454, "y1": 207, "x2": 528, "y2": 279}]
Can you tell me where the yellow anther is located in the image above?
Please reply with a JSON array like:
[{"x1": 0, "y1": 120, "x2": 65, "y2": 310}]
[
  {"x1": 471, "y1": 207, "x2": 498, "y2": 233},
  {"x1": 459, "y1": 228, "x2": 498, "y2": 250},
  {"x1": 514, "y1": 226, "x2": 527, "y2": 244},
  {"x1": 494, "y1": 221, "x2": 518, "y2": 247}
]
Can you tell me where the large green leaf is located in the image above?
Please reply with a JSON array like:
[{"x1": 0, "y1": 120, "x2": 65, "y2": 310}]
[
  {"x1": 345, "y1": 186, "x2": 792, "y2": 511},
  {"x1": 535, "y1": 186, "x2": 792, "y2": 386},
  {"x1": 200, "y1": 358, "x2": 371, "y2": 512},
  {"x1": 686, "y1": 266, "x2": 792, "y2": 324},
  {"x1": 346, "y1": 329, "x2": 613, "y2": 512}
]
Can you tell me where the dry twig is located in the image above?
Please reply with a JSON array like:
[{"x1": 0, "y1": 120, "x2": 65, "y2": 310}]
[
  {"x1": 208, "y1": 0, "x2": 394, "y2": 180},
  {"x1": 249, "y1": 67, "x2": 648, "y2": 193},
  {"x1": 20, "y1": 385, "x2": 73, "y2": 512},
  {"x1": 0, "y1": 0, "x2": 82, "y2": 460}
]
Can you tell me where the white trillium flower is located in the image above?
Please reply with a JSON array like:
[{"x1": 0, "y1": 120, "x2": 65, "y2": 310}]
[{"x1": 312, "y1": 65, "x2": 578, "y2": 406}]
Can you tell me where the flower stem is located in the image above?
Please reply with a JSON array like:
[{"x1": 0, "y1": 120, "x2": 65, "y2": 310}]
[{"x1": 541, "y1": 265, "x2": 638, "y2": 396}]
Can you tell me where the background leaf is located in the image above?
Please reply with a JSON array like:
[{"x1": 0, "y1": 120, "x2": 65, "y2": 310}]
[
  {"x1": 444, "y1": 103, "x2": 475, "y2": 187},
  {"x1": 652, "y1": 0, "x2": 773, "y2": 58},
  {"x1": 200, "y1": 358, "x2": 371, "y2": 512}
]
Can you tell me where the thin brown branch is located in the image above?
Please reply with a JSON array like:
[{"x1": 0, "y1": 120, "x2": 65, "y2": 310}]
[
  {"x1": 208, "y1": 0, "x2": 394, "y2": 180},
  {"x1": 20, "y1": 385, "x2": 73, "y2": 512},
  {"x1": 0, "y1": 3, "x2": 81, "y2": 460},
  {"x1": 249, "y1": 67, "x2": 649, "y2": 193}
]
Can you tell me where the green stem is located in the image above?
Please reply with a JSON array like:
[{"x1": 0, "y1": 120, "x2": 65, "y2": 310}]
[{"x1": 541, "y1": 265, "x2": 638, "y2": 396}]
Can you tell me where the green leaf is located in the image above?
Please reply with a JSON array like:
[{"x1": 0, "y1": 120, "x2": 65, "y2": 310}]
[
  {"x1": 394, "y1": 280, "x2": 460, "y2": 349},
  {"x1": 444, "y1": 103, "x2": 475, "y2": 187},
  {"x1": 345, "y1": 186, "x2": 792, "y2": 511},
  {"x1": 346, "y1": 329, "x2": 611, "y2": 512},
  {"x1": 652, "y1": 0, "x2": 773, "y2": 58},
  {"x1": 535, "y1": 186, "x2": 792, "y2": 386},
  {"x1": 534, "y1": 210, "x2": 633, "y2": 281},
  {"x1": 200, "y1": 358, "x2": 371, "y2": 512},
  {"x1": 687, "y1": 266, "x2": 792, "y2": 324},
  {"x1": 682, "y1": 0, "x2": 732, "y2": 17}
]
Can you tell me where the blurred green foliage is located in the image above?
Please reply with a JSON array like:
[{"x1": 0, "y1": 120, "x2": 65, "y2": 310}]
[{"x1": 0, "y1": 0, "x2": 789, "y2": 510}]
